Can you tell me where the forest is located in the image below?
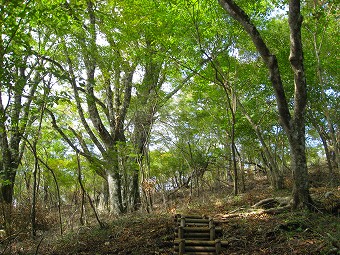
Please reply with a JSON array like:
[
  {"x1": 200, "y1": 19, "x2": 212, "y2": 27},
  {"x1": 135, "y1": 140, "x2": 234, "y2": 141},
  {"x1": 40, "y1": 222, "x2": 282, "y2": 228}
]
[{"x1": 0, "y1": 0, "x2": 339, "y2": 254}]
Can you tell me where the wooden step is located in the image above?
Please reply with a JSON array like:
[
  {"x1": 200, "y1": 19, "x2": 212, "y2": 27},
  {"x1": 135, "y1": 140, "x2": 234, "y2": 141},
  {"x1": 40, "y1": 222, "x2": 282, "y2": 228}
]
[
  {"x1": 175, "y1": 232, "x2": 211, "y2": 239},
  {"x1": 175, "y1": 214, "x2": 208, "y2": 219},
  {"x1": 175, "y1": 226, "x2": 222, "y2": 232},
  {"x1": 174, "y1": 214, "x2": 225, "y2": 255},
  {"x1": 173, "y1": 253, "x2": 216, "y2": 255},
  {"x1": 182, "y1": 222, "x2": 210, "y2": 227},
  {"x1": 176, "y1": 218, "x2": 210, "y2": 224},
  {"x1": 174, "y1": 245, "x2": 216, "y2": 252},
  {"x1": 174, "y1": 240, "x2": 228, "y2": 246}
]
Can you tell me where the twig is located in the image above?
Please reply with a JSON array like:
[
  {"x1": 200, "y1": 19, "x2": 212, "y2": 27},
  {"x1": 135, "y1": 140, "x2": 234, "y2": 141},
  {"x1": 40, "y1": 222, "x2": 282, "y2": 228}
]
[{"x1": 34, "y1": 236, "x2": 44, "y2": 255}]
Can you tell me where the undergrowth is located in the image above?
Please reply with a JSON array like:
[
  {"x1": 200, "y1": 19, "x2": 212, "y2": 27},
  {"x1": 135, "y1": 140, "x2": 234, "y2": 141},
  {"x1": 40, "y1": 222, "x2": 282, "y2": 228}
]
[{"x1": 0, "y1": 167, "x2": 339, "y2": 255}]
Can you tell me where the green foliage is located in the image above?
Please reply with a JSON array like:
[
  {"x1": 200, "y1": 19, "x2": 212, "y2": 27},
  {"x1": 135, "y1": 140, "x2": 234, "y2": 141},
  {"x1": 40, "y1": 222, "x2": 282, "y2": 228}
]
[{"x1": 1, "y1": 0, "x2": 338, "y2": 214}]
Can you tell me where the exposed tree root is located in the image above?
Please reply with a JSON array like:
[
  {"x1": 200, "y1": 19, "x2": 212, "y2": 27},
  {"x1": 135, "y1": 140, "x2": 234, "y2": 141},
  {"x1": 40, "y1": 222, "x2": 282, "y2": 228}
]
[{"x1": 214, "y1": 197, "x2": 293, "y2": 220}]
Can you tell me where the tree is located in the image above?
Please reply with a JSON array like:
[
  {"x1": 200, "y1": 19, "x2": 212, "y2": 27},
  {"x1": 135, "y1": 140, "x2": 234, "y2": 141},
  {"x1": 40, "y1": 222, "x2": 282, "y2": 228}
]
[
  {"x1": 44, "y1": 0, "x2": 199, "y2": 214},
  {"x1": 218, "y1": 0, "x2": 313, "y2": 208},
  {"x1": 0, "y1": 0, "x2": 51, "y2": 232}
]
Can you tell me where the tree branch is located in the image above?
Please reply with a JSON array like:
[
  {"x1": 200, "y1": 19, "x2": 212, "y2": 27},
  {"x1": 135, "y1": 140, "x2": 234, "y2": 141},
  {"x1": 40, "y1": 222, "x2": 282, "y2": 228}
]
[{"x1": 218, "y1": 0, "x2": 292, "y2": 132}]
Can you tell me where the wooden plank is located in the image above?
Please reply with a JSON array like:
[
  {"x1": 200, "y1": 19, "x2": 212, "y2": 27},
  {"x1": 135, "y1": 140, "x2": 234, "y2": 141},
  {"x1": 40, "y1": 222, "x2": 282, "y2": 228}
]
[
  {"x1": 174, "y1": 246, "x2": 216, "y2": 252},
  {"x1": 175, "y1": 214, "x2": 208, "y2": 219},
  {"x1": 173, "y1": 253, "x2": 216, "y2": 255},
  {"x1": 174, "y1": 240, "x2": 229, "y2": 247},
  {"x1": 176, "y1": 218, "x2": 210, "y2": 224},
  {"x1": 182, "y1": 222, "x2": 210, "y2": 226},
  {"x1": 174, "y1": 226, "x2": 222, "y2": 232},
  {"x1": 174, "y1": 240, "x2": 216, "y2": 245},
  {"x1": 175, "y1": 233, "x2": 210, "y2": 239},
  {"x1": 215, "y1": 239, "x2": 221, "y2": 254}
]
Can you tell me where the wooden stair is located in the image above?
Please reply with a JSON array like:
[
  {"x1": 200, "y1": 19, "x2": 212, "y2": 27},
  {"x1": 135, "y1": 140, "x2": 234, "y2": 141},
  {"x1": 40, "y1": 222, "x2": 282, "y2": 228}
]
[{"x1": 173, "y1": 214, "x2": 227, "y2": 255}]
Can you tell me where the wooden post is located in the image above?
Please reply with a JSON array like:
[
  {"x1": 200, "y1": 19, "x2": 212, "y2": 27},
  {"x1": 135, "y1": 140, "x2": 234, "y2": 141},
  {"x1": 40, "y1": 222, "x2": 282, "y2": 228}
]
[
  {"x1": 210, "y1": 225, "x2": 215, "y2": 240},
  {"x1": 180, "y1": 216, "x2": 186, "y2": 227},
  {"x1": 209, "y1": 217, "x2": 215, "y2": 240},
  {"x1": 208, "y1": 217, "x2": 214, "y2": 228},
  {"x1": 178, "y1": 226, "x2": 184, "y2": 239},
  {"x1": 179, "y1": 239, "x2": 185, "y2": 255},
  {"x1": 215, "y1": 239, "x2": 222, "y2": 254}
]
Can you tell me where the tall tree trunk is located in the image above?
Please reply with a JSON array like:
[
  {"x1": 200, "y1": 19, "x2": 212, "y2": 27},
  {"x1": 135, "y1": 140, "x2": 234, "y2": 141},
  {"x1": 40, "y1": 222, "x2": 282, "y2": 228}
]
[
  {"x1": 132, "y1": 112, "x2": 154, "y2": 211},
  {"x1": 218, "y1": 0, "x2": 313, "y2": 209},
  {"x1": 130, "y1": 37, "x2": 164, "y2": 211},
  {"x1": 287, "y1": 0, "x2": 313, "y2": 208},
  {"x1": 225, "y1": 148, "x2": 233, "y2": 182},
  {"x1": 231, "y1": 136, "x2": 238, "y2": 195},
  {"x1": 107, "y1": 172, "x2": 122, "y2": 215},
  {"x1": 1, "y1": 177, "x2": 15, "y2": 235},
  {"x1": 289, "y1": 123, "x2": 310, "y2": 208},
  {"x1": 30, "y1": 100, "x2": 46, "y2": 237},
  {"x1": 221, "y1": 86, "x2": 238, "y2": 195},
  {"x1": 106, "y1": 148, "x2": 124, "y2": 215}
]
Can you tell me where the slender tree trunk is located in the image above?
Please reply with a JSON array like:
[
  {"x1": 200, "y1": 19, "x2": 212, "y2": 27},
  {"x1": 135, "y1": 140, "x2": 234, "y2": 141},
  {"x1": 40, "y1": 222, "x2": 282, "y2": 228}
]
[
  {"x1": 320, "y1": 133, "x2": 335, "y2": 184},
  {"x1": 30, "y1": 101, "x2": 46, "y2": 237},
  {"x1": 80, "y1": 187, "x2": 86, "y2": 226},
  {"x1": 239, "y1": 157, "x2": 245, "y2": 192},
  {"x1": 310, "y1": 117, "x2": 335, "y2": 184},
  {"x1": 31, "y1": 155, "x2": 38, "y2": 237},
  {"x1": 231, "y1": 120, "x2": 238, "y2": 196},
  {"x1": 222, "y1": 87, "x2": 238, "y2": 195},
  {"x1": 238, "y1": 100, "x2": 284, "y2": 189},
  {"x1": 38, "y1": 159, "x2": 63, "y2": 235},
  {"x1": 131, "y1": 169, "x2": 141, "y2": 211},
  {"x1": 77, "y1": 153, "x2": 104, "y2": 228}
]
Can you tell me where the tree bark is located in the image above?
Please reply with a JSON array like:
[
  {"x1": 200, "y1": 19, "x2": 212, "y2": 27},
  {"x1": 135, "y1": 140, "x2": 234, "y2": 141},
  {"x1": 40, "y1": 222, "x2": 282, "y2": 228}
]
[
  {"x1": 105, "y1": 147, "x2": 125, "y2": 214},
  {"x1": 287, "y1": 0, "x2": 313, "y2": 208}
]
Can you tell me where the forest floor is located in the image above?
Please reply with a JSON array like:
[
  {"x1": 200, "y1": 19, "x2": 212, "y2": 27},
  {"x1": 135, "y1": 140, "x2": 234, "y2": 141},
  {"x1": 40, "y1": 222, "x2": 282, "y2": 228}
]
[{"x1": 1, "y1": 171, "x2": 339, "y2": 255}]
